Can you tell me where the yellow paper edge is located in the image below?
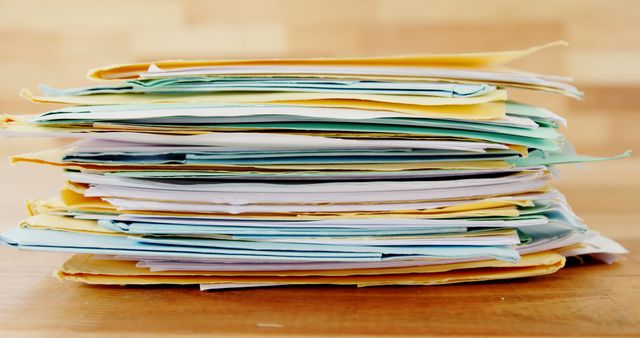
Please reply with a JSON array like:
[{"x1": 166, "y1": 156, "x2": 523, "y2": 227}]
[
  {"x1": 88, "y1": 41, "x2": 567, "y2": 80},
  {"x1": 55, "y1": 252, "x2": 566, "y2": 286}
]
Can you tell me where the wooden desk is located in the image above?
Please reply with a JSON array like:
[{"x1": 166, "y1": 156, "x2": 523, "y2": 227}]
[
  {"x1": 0, "y1": 143, "x2": 639, "y2": 337},
  {"x1": 2, "y1": 0, "x2": 640, "y2": 335},
  {"x1": 0, "y1": 241, "x2": 638, "y2": 337}
]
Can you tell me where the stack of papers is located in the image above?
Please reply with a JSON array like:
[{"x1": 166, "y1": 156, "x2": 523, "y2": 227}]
[{"x1": 0, "y1": 41, "x2": 630, "y2": 290}]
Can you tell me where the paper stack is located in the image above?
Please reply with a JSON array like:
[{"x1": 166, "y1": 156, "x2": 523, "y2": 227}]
[{"x1": 0, "y1": 42, "x2": 630, "y2": 290}]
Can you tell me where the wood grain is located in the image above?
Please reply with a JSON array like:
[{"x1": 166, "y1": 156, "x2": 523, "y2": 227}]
[
  {"x1": 0, "y1": 0, "x2": 639, "y2": 336},
  {"x1": 0, "y1": 244, "x2": 638, "y2": 337}
]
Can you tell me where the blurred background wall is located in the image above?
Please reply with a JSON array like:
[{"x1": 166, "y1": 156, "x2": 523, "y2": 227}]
[{"x1": 0, "y1": 0, "x2": 638, "y2": 235}]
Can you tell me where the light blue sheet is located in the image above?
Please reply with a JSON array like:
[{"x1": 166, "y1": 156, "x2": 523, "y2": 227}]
[{"x1": 0, "y1": 227, "x2": 520, "y2": 262}]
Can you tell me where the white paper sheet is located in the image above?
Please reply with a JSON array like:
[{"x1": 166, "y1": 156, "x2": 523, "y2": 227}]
[
  {"x1": 3, "y1": 130, "x2": 509, "y2": 150},
  {"x1": 70, "y1": 169, "x2": 546, "y2": 193},
  {"x1": 77, "y1": 213, "x2": 548, "y2": 229},
  {"x1": 140, "y1": 256, "x2": 482, "y2": 272},
  {"x1": 92, "y1": 175, "x2": 550, "y2": 206},
  {"x1": 199, "y1": 283, "x2": 285, "y2": 291},
  {"x1": 34, "y1": 104, "x2": 538, "y2": 129}
]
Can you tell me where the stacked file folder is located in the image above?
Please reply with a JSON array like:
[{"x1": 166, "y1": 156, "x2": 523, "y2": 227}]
[{"x1": 0, "y1": 41, "x2": 630, "y2": 290}]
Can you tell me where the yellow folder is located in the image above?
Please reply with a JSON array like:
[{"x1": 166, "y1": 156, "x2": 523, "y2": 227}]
[
  {"x1": 55, "y1": 251, "x2": 566, "y2": 287},
  {"x1": 88, "y1": 41, "x2": 566, "y2": 80}
]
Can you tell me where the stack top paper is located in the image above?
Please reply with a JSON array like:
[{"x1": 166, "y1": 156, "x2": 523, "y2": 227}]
[{"x1": 0, "y1": 41, "x2": 629, "y2": 290}]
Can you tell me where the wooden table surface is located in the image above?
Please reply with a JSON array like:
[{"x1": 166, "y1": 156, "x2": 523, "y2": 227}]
[
  {"x1": 2, "y1": 1, "x2": 640, "y2": 336},
  {"x1": 0, "y1": 246, "x2": 638, "y2": 337}
]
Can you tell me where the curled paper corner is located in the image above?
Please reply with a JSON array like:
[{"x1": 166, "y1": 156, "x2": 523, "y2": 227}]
[
  {"x1": 612, "y1": 149, "x2": 633, "y2": 161},
  {"x1": 548, "y1": 40, "x2": 569, "y2": 48},
  {"x1": 19, "y1": 88, "x2": 38, "y2": 103},
  {"x1": 529, "y1": 40, "x2": 569, "y2": 52}
]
